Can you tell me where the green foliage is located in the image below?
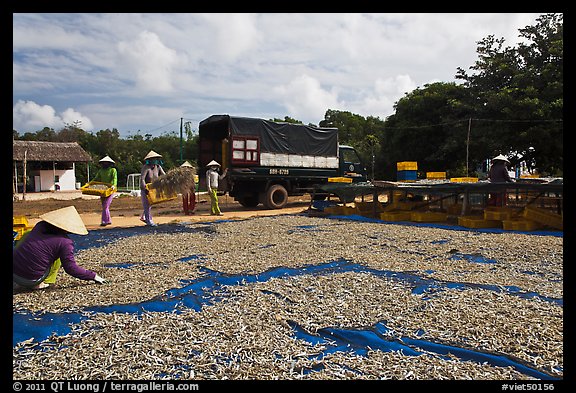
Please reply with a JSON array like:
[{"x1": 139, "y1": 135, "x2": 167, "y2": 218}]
[{"x1": 455, "y1": 13, "x2": 563, "y2": 176}]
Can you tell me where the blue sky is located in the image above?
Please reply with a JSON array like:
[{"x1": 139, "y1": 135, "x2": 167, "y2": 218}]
[{"x1": 13, "y1": 13, "x2": 543, "y2": 138}]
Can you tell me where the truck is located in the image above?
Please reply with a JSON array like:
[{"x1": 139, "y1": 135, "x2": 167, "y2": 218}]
[{"x1": 198, "y1": 115, "x2": 367, "y2": 209}]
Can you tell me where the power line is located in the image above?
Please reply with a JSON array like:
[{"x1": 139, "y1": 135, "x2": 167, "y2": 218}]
[
  {"x1": 143, "y1": 118, "x2": 181, "y2": 135},
  {"x1": 382, "y1": 117, "x2": 563, "y2": 130}
]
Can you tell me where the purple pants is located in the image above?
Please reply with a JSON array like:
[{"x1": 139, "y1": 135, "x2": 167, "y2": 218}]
[
  {"x1": 141, "y1": 192, "x2": 153, "y2": 224},
  {"x1": 101, "y1": 194, "x2": 114, "y2": 224}
]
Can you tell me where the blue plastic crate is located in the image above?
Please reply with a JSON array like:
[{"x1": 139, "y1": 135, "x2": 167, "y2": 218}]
[{"x1": 397, "y1": 170, "x2": 417, "y2": 181}]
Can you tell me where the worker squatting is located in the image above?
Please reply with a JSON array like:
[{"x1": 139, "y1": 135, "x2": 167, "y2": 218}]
[{"x1": 49, "y1": 381, "x2": 199, "y2": 392}]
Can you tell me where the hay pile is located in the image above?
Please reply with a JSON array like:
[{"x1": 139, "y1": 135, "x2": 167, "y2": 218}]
[{"x1": 150, "y1": 166, "x2": 196, "y2": 197}]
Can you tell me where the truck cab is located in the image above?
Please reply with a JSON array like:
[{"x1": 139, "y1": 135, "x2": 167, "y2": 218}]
[{"x1": 339, "y1": 145, "x2": 367, "y2": 181}]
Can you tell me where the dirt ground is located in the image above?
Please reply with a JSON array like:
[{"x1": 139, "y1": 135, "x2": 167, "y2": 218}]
[{"x1": 12, "y1": 191, "x2": 312, "y2": 231}]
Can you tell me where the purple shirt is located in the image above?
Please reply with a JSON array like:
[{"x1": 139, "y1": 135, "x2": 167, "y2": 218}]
[{"x1": 13, "y1": 222, "x2": 96, "y2": 281}]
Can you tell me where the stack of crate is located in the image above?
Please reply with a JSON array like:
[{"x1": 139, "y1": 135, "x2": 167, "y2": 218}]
[
  {"x1": 450, "y1": 177, "x2": 479, "y2": 183},
  {"x1": 13, "y1": 216, "x2": 33, "y2": 243},
  {"x1": 426, "y1": 172, "x2": 446, "y2": 180},
  {"x1": 396, "y1": 162, "x2": 418, "y2": 182},
  {"x1": 522, "y1": 205, "x2": 562, "y2": 230}
]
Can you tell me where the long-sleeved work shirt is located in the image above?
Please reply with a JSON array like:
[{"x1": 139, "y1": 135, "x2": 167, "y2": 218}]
[
  {"x1": 13, "y1": 221, "x2": 96, "y2": 281},
  {"x1": 488, "y1": 161, "x2": 513, "y2": 183},
  {"x1": 93, "y1": 167, "x2": 118, "y2": 187}
]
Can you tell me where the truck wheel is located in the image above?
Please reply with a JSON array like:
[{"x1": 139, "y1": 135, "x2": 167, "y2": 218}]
[
  {"x1": 264, "y1": 184, "x2": 288, "y2": 209},
  {"x1": 238, "y1": 195, "x2": 259, "y2": 208}
]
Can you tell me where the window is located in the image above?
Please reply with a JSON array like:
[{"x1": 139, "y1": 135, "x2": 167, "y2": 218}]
[{"x1": 231, "y1": 136, "x2": 259, "y2": 164}]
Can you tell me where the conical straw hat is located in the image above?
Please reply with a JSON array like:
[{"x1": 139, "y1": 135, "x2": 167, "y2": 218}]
[
  {"x1": 144, "y1": 150, "x2": 162, "y2": 160},
  {"x1": 180, "y1": 161, "x2": 193, "y2": 167},
  {"x1": 492, "y1": 154, "x2": 510, "y2": 163},
  {"x1": 99, "y1": 155, "x2": 115, "y2": 164},
  {"x1": 39, "y1": 206, "x2": 88, "y2": 235},
  {"x1": 207, "y1": 160, "x2": 220, "y2": 167}
]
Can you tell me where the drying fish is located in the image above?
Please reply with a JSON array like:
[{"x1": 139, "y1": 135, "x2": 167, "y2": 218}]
[{"x1": 12, "y1": 214, "x2": 563, "y2": 380}]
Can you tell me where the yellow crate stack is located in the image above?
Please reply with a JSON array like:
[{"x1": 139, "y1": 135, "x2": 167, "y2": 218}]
[
  {"x1": 380, "y1": 211, "x2": 413, "y2": 221},
  {"x1": 396, "y1": 161, "x2": 418, "y2": 182},
  {"x1": 458, "y1": 215, "x2": 502, "y2": 229},
  {"x1": 13, "y1": 216, "x2": 33, "y2": 242},
  {"x1": 355, "y1": 201, "x2": 385, "y2": 217},
  {"x1": 410, "y1": 211, "x2": 448, "y2": 222},
  {"x1": 328, "y1": 177, "x2": 353, "y2": 183},
  {"x1": 426, "y1": 172, "x2": 446, "y2": 180},
  {"x1": 522, "y1": 205, "x2": 563, "y2": 230},
  {"x1": 484, "y1": 207, "x2": 519, "y2": 221},
  {"x1": 502, "y1": 219, "x2": 542, "y2": 231},
  {"x1": 397, "y1": 161, "x2": 418, "y2": 171},
  {"x1": 450, "y1": 177, "x2": 478, "y2": 183},
  {"x1": 323, "y1": 206, "x2": 344, "y2": 215}
]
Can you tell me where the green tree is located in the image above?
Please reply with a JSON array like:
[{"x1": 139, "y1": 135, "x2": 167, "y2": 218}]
[
  {"x1": 381, "y1": 82, "x2": 472, "y2": 179},
  {"x1": 456, "y1": 13, "x2": 563, "y2": 176},
  {"x1": 270, "y1": 116, "x2": 303, "y2": 124}
]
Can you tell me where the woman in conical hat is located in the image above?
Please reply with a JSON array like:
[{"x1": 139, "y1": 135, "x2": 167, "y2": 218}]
[
  {"x1": 487, "y1": 153, "x2": 514, "y2": 207},
  {"x1": 206, "y1": 160, "x2": 228, "y2": 216},
  {"x1": 180, "y1": 161, "x2": 196, "y2": 215},
  {"x1": 92, "y1": 155, "x2": 118, "y2": 226},
  {"x1": 140, "y1": 150, "x2": 166, "y2": 226},
  {"x1": 13, "y1": 206, "x2": 106, "y2": 290}
]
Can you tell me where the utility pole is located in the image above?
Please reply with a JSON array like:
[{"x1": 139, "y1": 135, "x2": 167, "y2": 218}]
[
  {"x1": 179, "y1": 117, "x2": 183, "y2": 164},
  {"x1": 466, "y1": 118, "x2": 471, "y2": 175},
  {"x1": 371, "y1": 146, "x2": 375, "y2": 182}
]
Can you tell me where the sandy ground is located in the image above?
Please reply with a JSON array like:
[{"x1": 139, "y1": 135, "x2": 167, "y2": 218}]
[{"x1": 12, "y1": 190, "x2": 312, "y2": 231}]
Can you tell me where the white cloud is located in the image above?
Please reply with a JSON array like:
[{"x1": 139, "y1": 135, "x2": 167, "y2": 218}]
[
  {"x1": 199, "y1": 13, "x2": 261, "y2": 61},
  {"x1": 12, "y1": 13, "x2": 546, "y2": 135},
  {"x1": 117, "y1": 31, "x2": 180, "y2": 93},
  {"x1": 275, "y1": 74, "x2": 341, "y2": 123},
  {"x1": 353, "y1": 75, "x2": 419, "y2": 119},
  {"x1": 13, "y1": 100, "x2": 94, "y2": 132}
]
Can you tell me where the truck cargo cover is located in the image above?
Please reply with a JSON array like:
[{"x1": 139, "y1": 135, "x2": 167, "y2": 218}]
[{"x1": 200, "y1": 115, "x2": 338, "y2": 157}]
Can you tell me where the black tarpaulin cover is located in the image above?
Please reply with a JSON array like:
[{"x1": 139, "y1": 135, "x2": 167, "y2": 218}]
[{"x1": 200, "y1": 115, "x2": 339, "y2": 156}]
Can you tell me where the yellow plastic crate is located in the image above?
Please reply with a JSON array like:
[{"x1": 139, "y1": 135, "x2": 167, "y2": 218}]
[
  {"x1": 502, "y1": 219, "x2": 542, "y2": 231},
  {"x1": 383, "y1": 201, "x2": 419, "y2": 212},
  {"x1": 328, "y1": 177, "x2": 353, "y2": 183},
  {"x1": 397, "y1": 161, "x2": 418, "y2": 171},
  {"x1": 324, "y1": 206, "x2": 344, "y2": 215},
  {"x1": 13, "y1": 226, "x2": 33, "y2": 241},
  {"x1": 81, "y1": 181, "x2": 115, "y2": 197},
  {"x1": 340, "y1": 206, "x2": 359, "y2": 216},
  {"x1": 450, "y1": 177, "x2": 478, "y2": 183},
  {"x1": 410, "y1": 211, "x2": 447, "y2": 222},
  {"x1": 13, "y1": 216, "x2": 29, "y2": 227},
  {"x1": 355, "y1": 201, "x2": 384, "y2": 214},
  {"x1": 522, "y1": 206, "x2": 563, "y2": 230},
  {"x1": 484, "y1": 207, "x2": 518, "y2": 221},
  {"x1": 146, "y1": 183, "x2": 178, "y2": 205},
  {"x1": 380, "y1": 211, "x2": 412, "y2": 221},
  {"x1": 458, "y1": 216, "x2": 502, "y2": 229},
  {"x1": 426, "y1": 172, "x2": 446, "y2": 179}
]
